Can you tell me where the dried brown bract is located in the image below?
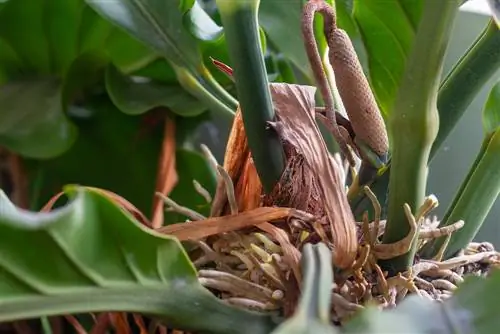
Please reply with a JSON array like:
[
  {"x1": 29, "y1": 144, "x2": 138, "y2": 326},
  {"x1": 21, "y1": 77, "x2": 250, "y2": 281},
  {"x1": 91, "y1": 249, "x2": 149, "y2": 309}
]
[{"x1": 263, "y1": 83, "x2": 358, "y2": 269}]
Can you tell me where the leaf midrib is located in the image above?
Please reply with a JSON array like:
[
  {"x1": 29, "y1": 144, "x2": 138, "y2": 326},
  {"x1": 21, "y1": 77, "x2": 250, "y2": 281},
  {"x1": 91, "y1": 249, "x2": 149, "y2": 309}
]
[{"x1": 129, "y1": 0, "x2": 198, "y2": 72}]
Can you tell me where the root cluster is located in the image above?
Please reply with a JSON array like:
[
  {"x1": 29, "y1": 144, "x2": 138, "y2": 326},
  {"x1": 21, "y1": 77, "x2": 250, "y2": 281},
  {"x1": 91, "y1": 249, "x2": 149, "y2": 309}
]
[{"x1": 158, "y1": 147, "x2": 500, "y2": 326}]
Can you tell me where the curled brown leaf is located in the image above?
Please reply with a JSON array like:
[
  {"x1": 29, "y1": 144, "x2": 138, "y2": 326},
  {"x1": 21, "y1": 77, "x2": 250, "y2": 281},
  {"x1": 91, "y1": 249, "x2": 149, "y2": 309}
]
[
  {"x1": 157, "y1": 207, "x2": 305, "y2": 241},
  {"x1": 264, "y1": 83, "x2": 358, "y2": 269}
]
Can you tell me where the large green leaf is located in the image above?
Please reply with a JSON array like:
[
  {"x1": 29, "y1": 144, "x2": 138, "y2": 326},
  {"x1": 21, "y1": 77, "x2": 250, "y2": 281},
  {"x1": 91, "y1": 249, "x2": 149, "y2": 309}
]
[
  {"x1": 421, "y1": 81, "x2": 500, "y2": 259},
  {"x1": 24, "y1": 96, "x2": 160, "y2": 213},
  {"x1": 186, "y1": 0, "x2": 224, "y2": 42},
  {"x1": 258, "y1": 0, "x2": 312, "y2": 80},
  {"x1": 0, "y1": 185, "x2": 278, "y2": 334},
  {"x1": 0, "y1": 0, "x2": 156, "y2": 78},
  {"x1": 353, "y1": 0, "x2": 424, "y2": 116},
  {"x1": 450, "y1": 269, "x2": 500, "y2": 333},
  {"x1": 131, "y1": 57, "x2": 179, "y2": 84},
  {"x1": 0, "y1": 0, "x2": 161, "y2": 158},
  {"x1": 0, "y1": 36, "x2": 24, "y2": 84},
  {"x1": 85, "y1": 0, "x2": 237, "y2": 118},
  {"x1": 62, "y1": 52, "x2": 110, "y2": 109},
  {"x1": 0, "y1": 78, "x2": 77, "y2": 159},
  {"x1": 483, "y1": 79, "x2": 500, "y2": 135},
  {"x1": 85, "y1": 0, "x2": 202, "y2": 73},
  {"x1": 343, "y1": 294, "x2": 468, "y2": 333},
  {"x1": 0, "y1": 0, "x2": 51, "y2": 73},
  {"x1": 105, "y1": 64, "x2": 206, "y2": 117},
  {"x1": 432, "y1": 19, "x2": 500, "y2": 159}
]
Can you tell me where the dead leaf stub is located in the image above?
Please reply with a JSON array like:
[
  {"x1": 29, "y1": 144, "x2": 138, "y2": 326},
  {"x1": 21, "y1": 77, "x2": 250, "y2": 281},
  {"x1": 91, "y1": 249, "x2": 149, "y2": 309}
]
[{"x1": 211, "y1": 109, "x2": 263, "y2": 217}]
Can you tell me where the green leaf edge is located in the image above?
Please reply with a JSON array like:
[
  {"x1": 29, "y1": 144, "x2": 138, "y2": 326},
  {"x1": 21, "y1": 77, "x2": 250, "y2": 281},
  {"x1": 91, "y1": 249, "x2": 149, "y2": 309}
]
[{"x1": 0, "y1": 185, "x2": 278, "y2": 334}]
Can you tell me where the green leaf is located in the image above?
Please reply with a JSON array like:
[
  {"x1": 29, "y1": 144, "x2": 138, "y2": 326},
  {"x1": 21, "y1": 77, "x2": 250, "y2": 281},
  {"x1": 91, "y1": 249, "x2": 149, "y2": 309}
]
[
  {"x1": 0, "y1": 0, "x2": 157, "y2": 80},
  {"x1": 62, "y1": 52, "x2": 110, "y2": 109},
  {"x1": 104, "y1": 27, "x2": 159, "y2": 73},
  {"x1": 0, "y1": 78, "x2": 77, "y2": 159},
  {"x1": 105, "y1": 64, "x2": 206, "y2": 117},
  {"x1": 23, "y1": 96, "x2": 161, "y2": 214},
  {"x1": 85, "y1": 0, "x2": 237, "y2": 118},
  {"x1": 353, "y1": 0, "x2": 424, "y2": 116},
  {"x1": 272, "y1": 243, "x2": 337, "y2": 334},
  {"x1": 258, "y1": 0, "x2": 312, "y2": 80},
  {"x1": 44, "y1": 0, "x2": 82, "y2": 74},
  {"x1": 0, "y1": 186, "x2": 278, "y2": 334},
  {"x1": 421, "y1": 81, "x2": 500, "y2": 259},
  {"x1": 451, "y1": 269, "x2": 500, "y2": 333},
  {"x1": 76, "y1": 4, "x2": 158, "y2": 72},
  {"x1": 0, "y1": 36, "x2": 23, "y2": 84},
  {"x1": 0, "y1": 0, "x2": 51, "y2": 73},
  {"x1": 25, "y1": 96, "x2": 214, "y2": 221},
  {"x1": 185, "y1": 0, "x2": 224, "y2": 42},
  {"x1": 131, "y1": 58, "x2": 179, "y2": 84},
  {"x1": 343, "y1": 294, "x2": 468, "y2": 333},
  {"x1": 85, "y1": 0, "x2": 202, "y2": 72},
  {"x1": 482, "y1": 80, "x2": 500, "y2": 135},
  {"x1": 432, "y1": 19, "x2": 500, "y2": 160}
]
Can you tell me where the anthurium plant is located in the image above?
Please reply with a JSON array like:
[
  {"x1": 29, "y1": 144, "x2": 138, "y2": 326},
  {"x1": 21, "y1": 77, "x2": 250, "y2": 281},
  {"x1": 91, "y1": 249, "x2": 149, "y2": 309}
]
[{"x1": 0, "y1": 0, "x2": 500, "y2": 333}]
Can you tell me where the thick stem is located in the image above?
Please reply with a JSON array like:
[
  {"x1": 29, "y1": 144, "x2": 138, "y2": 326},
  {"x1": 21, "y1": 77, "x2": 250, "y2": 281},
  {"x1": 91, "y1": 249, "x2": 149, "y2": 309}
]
[
  {"x1": 199, "y1": 64, "x2": 239, "y2": 111},
  {"x1": 173, "y1": 65, "x2": 235, "y2": 122},
  {"x1": 216, "y1": 0, "x2": 285, "y2": 193},
  {"x1": 381, "y1": 0, "x2": 461, "y2": 275}
]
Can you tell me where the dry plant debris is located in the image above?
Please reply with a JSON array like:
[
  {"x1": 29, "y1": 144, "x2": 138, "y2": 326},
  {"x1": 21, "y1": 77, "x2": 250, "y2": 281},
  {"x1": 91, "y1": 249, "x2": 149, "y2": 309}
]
[{"x1": 156, "y1": 140, "x2": 499, "y2": 325}]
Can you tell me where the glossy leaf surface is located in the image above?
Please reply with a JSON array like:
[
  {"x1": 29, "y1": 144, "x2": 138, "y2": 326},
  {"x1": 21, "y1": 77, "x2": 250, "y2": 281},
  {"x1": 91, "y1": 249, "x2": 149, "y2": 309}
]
[
  {"x1": 0, "y1": 79, "x2": 77, "y2": 159},
  {"x1": 353, "y1": 0, "x2": 424, "y2": 116},
  {"x1": 105, "y1": 64, "x2": 206, "y2": 117},
  {"x1": 0, "y1": 186, "x2": 277, "y2": 334}
]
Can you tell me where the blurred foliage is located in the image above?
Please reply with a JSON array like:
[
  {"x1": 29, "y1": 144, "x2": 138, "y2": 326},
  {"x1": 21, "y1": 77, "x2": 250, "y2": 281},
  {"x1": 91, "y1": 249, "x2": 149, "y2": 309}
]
[{"x1": 1, "y1": 0, "x2": 500, "y2": 333}]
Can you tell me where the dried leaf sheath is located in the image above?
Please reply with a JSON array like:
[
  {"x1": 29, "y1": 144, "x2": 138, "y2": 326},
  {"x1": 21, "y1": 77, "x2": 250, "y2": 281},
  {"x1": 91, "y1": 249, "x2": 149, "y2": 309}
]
[
  {"x1": 213, "y1": 82, "x2": 358, "y2": 269},
  {"x1": 264, "y1": 83, "x2": 358, "y2": 269},
  {"x1": 211, "y1": 110, "x2": 263, "y2": 217}
]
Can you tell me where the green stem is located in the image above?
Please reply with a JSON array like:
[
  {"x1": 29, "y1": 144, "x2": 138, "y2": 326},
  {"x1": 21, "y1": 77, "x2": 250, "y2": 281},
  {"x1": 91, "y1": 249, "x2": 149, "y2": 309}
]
[
  {"x1": 173, "y1": 64, "x2": 235, "y2": 122},
  {"x1": 431, "y1": 19, "x2": 500, "y2": 160},
  {"x1": 199, "y1": 64, "x2": 239, "y2": 111},
  {"x1": 40, "y1": 317, "x2": 53, "y2": 334},
  {"x1": 216, "y1": 0, "x2": 285, "y2": 192},
  {"x1": 381, "y1": 0, "x2": 461, "y2": 275}
]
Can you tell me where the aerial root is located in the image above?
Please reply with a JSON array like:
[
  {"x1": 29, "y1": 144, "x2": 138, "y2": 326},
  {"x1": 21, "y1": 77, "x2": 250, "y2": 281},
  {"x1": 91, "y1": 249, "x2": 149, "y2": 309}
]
[{"x1": 156, "y1": 192, "x2": 206, "y2": 221}]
